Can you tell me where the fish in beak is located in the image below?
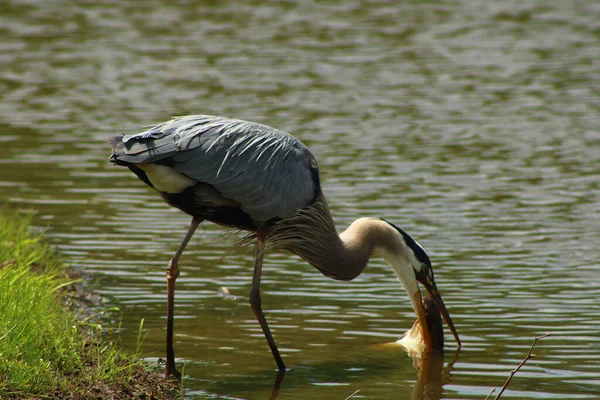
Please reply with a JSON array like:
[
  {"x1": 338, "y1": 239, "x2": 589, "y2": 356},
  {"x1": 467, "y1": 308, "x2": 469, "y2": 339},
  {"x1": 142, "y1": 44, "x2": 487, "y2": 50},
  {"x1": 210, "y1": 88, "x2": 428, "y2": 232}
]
[
  {"x1": 415, "y1": 270, "x2": 461, "y2": 349},
  {"x1": 397, "y1": 295, "x2": 444, "y2": 351}
]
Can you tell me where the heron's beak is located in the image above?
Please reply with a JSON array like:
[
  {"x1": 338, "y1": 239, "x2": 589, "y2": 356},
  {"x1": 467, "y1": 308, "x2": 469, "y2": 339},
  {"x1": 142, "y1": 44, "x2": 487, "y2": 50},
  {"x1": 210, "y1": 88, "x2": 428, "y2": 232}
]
[{"x1": 416, "y1": 273, "x2": 461, "y2": 348}]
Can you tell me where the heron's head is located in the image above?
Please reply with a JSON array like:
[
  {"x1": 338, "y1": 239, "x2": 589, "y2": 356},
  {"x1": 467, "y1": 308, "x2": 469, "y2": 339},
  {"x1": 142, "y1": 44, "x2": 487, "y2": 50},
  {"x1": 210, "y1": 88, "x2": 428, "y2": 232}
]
[{"x1": 381, "y1": 219, "x2": 461, "y2": 349}]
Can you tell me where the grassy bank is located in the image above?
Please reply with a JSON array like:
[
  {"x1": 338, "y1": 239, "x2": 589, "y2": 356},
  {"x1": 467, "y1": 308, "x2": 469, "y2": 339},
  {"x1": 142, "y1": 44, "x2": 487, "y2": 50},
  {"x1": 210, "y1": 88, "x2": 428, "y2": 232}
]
[{"x1": 0, "y1": 211, "x2": 177, "y2": 399}]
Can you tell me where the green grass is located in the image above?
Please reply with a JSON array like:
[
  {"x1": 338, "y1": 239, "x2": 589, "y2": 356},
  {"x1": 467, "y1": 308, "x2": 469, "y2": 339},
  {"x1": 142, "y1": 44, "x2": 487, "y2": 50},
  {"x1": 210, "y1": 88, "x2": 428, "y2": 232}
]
[{"x1": 0, "y1": 211, "x2": 176, "y2": 398}]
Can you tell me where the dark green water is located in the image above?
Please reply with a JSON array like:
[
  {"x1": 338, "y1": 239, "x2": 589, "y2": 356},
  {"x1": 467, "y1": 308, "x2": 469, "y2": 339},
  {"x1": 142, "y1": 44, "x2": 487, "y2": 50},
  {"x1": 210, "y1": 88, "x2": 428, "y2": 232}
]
[{"x1": 2, "y1": 0, "x2": 599, "y2": 398}]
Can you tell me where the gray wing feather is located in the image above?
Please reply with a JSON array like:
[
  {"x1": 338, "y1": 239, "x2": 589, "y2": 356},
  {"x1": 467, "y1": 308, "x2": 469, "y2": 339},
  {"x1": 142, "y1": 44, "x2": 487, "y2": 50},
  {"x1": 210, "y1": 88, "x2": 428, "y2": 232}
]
[{"x1": 116, "y1": 115, "x2": 317, "y2": 222}]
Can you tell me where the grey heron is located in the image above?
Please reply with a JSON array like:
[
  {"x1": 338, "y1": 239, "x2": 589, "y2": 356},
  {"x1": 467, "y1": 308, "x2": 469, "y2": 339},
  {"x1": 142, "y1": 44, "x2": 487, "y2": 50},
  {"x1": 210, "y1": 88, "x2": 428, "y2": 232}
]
[{"x1": 108, "y1": 115, "x2": 460, "y2": 377}]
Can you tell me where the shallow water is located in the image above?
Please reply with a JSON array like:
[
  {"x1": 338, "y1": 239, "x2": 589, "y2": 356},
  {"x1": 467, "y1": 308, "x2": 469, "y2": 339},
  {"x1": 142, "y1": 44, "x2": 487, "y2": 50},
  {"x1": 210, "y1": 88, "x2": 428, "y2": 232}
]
[{"x1": 2, "y1": 0, "x2": 600, "y2": 398}]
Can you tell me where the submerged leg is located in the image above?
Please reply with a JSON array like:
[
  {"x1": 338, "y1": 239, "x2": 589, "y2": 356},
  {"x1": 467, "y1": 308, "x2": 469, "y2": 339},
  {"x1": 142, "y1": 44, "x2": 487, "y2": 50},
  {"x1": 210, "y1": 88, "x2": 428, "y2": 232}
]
[
  {"x1": 249, "y1": 230, "x2": 286, "y2": 371},
  {"x1": 165, "y1": 217, "x2": 202, "y2": 378}
]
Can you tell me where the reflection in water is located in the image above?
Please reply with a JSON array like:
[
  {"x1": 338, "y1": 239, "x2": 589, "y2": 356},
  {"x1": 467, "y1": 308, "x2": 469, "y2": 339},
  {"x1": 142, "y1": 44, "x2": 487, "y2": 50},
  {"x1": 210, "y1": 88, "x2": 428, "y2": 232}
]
[
  {"x1": 411, "y1": 352, "x2": 446, "y2": 400},
  {"x1": 269, "y1": 370, "x2": 285, "y2": 400},
  {"x1": 411, "y1": 351, "x2": 461, "y2": 400},
  {"x1": 260, "y1": 351, "x2": 456, "y2": 400}
]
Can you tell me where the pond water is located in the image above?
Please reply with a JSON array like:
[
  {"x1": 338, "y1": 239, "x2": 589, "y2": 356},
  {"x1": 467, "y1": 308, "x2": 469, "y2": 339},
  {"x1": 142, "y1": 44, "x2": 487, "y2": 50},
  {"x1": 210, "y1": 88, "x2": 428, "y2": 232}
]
[{"x1": 2, "y1": 0, "x2": 599, "y2": 398}]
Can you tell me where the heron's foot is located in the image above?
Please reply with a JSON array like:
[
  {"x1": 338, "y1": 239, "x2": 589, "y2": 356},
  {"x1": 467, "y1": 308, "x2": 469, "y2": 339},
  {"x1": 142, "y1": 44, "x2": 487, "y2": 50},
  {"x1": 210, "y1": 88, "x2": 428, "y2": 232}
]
[{"x1": 165, "y1": 363, "x2": 182, "y2": 380}]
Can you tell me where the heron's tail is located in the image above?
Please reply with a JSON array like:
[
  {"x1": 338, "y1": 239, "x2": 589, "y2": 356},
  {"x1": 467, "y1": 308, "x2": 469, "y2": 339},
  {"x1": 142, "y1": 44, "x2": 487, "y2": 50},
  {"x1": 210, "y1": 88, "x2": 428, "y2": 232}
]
[{"x1": 108, "y1": 135, "x2": 128, "y2": 166}]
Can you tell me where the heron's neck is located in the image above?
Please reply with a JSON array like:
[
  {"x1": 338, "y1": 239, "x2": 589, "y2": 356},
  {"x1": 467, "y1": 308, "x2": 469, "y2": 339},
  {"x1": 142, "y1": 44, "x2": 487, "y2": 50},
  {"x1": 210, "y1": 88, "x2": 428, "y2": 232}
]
[
  {"x1": 336, "y1": 217, "x2": 405, "y2": 280},
  {"x1": 267, "y1": 197, "x2": 428, "y2": 345},
  {"x1": 267, "y1": 197, "x2": 412, "y2": 284}
]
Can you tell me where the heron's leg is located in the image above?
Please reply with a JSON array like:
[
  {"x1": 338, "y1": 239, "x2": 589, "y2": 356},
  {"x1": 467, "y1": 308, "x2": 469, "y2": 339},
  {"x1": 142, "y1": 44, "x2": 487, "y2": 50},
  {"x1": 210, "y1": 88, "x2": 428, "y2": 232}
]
[
  {"x1": 165, "y1": 217, "x2": 202, "y2": 378},
  {"x1": 249, "y1": 231, "x2": 286, "y2": 371}
]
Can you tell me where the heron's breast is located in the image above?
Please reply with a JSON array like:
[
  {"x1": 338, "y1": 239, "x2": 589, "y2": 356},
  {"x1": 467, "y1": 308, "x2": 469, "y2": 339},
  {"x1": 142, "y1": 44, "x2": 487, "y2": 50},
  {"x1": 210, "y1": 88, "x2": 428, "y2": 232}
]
[{"x1": 136, "y1": 163, "x2": 196, "y2": 193}]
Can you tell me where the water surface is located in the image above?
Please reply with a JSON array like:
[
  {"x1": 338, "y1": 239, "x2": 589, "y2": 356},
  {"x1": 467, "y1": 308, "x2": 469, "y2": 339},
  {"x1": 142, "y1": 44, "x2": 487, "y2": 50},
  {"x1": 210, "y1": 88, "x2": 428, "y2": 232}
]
[{"x1": 1, "y1": 0, "x2": 599, "y2": 398}]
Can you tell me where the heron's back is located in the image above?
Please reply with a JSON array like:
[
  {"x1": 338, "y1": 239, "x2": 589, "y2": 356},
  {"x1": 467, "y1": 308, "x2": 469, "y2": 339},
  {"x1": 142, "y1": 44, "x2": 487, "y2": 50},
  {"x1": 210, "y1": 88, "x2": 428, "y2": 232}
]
[{"x1": 109, "y1": 115, "x2": 321, "y2": 227}]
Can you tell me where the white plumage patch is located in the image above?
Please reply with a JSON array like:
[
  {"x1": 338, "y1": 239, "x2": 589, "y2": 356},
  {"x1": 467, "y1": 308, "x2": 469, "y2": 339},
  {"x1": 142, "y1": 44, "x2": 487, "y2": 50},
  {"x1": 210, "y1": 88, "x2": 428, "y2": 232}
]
[{"x1": 136, "y1": 164, "x2": 196, "y2": 193}]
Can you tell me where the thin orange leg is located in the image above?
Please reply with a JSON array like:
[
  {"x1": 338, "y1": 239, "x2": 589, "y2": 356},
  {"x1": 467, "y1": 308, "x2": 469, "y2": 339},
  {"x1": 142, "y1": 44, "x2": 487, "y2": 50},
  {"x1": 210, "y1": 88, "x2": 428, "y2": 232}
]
[
  {"x1": 249, "y1": 230, "x2": 286, "y2": 371},
  {"x1": 165, "y1": 217, "x2": 202, "y2": 378}
]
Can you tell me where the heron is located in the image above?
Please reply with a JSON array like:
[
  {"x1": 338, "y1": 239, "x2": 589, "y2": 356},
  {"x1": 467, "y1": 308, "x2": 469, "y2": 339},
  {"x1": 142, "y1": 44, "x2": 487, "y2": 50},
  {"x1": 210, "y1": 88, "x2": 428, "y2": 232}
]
[{"x1": 108, "y1": 115, "x2": 460, "y2": 377}]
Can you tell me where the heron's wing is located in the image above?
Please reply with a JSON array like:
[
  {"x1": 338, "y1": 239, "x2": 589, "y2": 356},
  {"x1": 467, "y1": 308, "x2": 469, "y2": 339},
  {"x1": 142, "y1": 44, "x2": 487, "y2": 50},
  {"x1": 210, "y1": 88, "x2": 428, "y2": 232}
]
[
  {"x1": 114, "y1": 115, "x2": 220, "y2": 163},
  {"x1": 113, "y1": 115, "x2": 319, "y2": 222}
]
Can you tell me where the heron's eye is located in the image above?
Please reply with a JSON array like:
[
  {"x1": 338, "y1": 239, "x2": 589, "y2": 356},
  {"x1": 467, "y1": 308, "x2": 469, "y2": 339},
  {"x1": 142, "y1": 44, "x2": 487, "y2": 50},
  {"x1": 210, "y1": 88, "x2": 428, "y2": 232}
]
[{"x1": 420, "y1": 264, "x2": 429, "y2": 275}]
